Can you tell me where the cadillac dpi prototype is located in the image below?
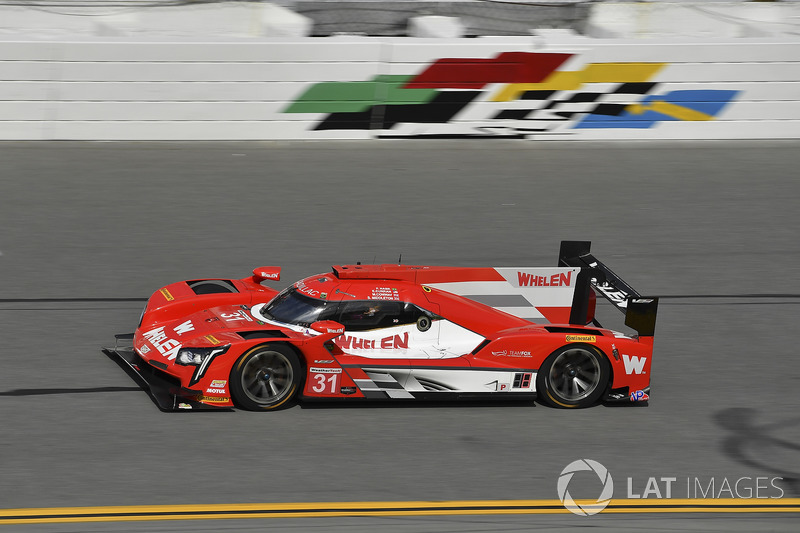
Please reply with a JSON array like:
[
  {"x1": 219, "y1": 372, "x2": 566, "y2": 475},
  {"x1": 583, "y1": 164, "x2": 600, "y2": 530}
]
[{"x1": 105, "y1": 242, "x2": 658, "y2": 411}]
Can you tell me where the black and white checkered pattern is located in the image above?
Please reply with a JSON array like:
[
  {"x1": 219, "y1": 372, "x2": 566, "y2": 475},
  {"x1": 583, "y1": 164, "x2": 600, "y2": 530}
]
[{"x1": 491, "y1": 82, "x2": 659, "y2": 133}]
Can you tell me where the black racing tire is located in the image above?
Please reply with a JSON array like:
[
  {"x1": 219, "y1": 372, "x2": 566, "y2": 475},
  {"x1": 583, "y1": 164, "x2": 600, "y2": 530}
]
[
  {"x1": 537, "y1": 344, "x2": 610, "y2": 408},
  {"x1": 229, "y1": 344, "x2": 303, "y2": 411}
]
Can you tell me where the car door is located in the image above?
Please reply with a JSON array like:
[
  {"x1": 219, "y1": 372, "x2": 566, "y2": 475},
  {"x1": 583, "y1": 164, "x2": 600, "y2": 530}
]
[{"x1": 331, "y1": 299, "x2": 444, "y2": 396}]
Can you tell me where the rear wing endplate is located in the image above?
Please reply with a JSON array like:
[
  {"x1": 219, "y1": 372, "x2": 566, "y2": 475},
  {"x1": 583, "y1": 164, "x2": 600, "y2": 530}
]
[{"x1": 559, "y1": 241, "x2": 658, "y2": 336}]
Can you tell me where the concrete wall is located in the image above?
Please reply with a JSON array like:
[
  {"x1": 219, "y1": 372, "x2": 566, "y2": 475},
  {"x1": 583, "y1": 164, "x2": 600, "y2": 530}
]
[
  {"x1": 0, "y1": 33, "x2": 798, "y2": 140},
  {"x1": 586, "y1": 2, "x2": 800, "y2": 39}
]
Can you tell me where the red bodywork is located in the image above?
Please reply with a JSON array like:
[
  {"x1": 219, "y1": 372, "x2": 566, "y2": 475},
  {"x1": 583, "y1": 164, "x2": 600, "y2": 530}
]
[{"x1": 131, "y1": 248, "x2": 657, "y2": 409}]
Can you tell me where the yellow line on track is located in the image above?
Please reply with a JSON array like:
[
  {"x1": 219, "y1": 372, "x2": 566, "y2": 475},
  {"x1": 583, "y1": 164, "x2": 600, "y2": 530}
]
[{"x1": 1, "y1": 499, "x2": 798, "y2": 525}]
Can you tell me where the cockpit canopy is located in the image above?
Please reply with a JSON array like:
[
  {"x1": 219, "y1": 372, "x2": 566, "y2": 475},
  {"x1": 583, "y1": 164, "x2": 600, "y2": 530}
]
[{"x1": 258, "y1": 288, "x2": 435, "y2": 331}]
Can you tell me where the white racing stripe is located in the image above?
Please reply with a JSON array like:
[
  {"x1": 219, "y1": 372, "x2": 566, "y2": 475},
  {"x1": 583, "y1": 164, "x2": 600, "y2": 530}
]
[
  {"x1": 249, "y1": 303, "x2": 317, "y2": 335},
  {"x1": 359, "y1": 367, "x2": 537, "y2": 394}
]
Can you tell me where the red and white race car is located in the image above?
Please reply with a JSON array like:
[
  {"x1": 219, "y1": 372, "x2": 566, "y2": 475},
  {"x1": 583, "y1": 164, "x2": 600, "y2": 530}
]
[{"x1": 105, "y1": 241, "x2": 658, "y2": 411}]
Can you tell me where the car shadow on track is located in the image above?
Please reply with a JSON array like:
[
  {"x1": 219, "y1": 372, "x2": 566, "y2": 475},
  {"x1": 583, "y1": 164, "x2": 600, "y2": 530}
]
[
  {"x1": 715, "y1": 407, "x2": 800, "y2": 496},
  {"x1": 0, "y1": 386, "x2": 141, "y2": 396},
  {"x1": 297, "y1": 399, "x2": 645, "y2": 410},
  {"x1": 297, "y1": 398, "x2": 539, "y2": 410}
]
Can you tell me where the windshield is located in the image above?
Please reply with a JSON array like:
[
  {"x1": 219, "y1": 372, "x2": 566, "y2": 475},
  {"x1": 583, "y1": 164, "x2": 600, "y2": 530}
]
[{"x1": 261, "y1": 288, "x2": 334, "y2": 326}]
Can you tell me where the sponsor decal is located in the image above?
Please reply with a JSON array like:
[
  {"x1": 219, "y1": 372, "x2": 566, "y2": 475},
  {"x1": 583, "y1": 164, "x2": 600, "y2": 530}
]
[
  {"x1": 178, "y1": 403, "x2": 192, "y2": 409},
  {"x1": 173, "y1": 320, "x2": 195, "y2": 335},
  {"x1": 370, "y1": 287, "x2": 400, "y2": 301},
  {"x1": 492, "y1": 350, "x2": 532, "y2": 358},
  {"x1": 205, "y1": 334, "x2": 221, "y2": 345},
  {"x1": 142, "y1": 326, "x2": 182, "y2": 360},
  {"x1": 335, "y1": 332, "x2": 409, "y2": 351},
  {"x1": 206, "y1": 387, "x2": 227, "y2": 394},
  {"x1": 309, "y1": 367, "x2": 343, "y2": 374},
  {"x1": 630, "y1": 389, "x2": 649, "y2": 402},
  {"x1": 295, "y1": 280, "x2": 319, "y2": 297},
  {"x1": 517, "y1": 271, "x2": 572, "y2": 287},
  {"x1": 592, "y1": 280, "x2": 629, "y2": 308},
  {"x1": 314, "y1": 359, "x2": 334, "y2": 364},
  {"x1": 622, "y1": 354, "x2": 647, "y2": 375},
  {"x1": 159, "y1": 288, "x2": 174, "y2": 301},
  {"x1": 566, "y1": 335, "x2": 596, "y2": 343},
  {"x1": 197, "y1": 395, "x2": 230, "y2": 404},
  {"x1": 340, "y1": 386, "x2": 357, "y2": 395},
  {"x1": 497, "y1": 382, "x2": 510, "y2": 391},
  {"x1": 138, "y1": 344, "x2": 150, "y2": 354},
  {"x1": 210, "y1": 380, "x2": 227, "y2": 388}
]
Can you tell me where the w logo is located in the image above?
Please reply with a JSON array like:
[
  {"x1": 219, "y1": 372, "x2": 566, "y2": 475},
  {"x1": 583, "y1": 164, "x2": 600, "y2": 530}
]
[
  {"x1": 622, "y1": 354, "x2": 646, "y2": 375},
  {"x1": 173, "y1": 320, "x2": 195, "y2": 336}
]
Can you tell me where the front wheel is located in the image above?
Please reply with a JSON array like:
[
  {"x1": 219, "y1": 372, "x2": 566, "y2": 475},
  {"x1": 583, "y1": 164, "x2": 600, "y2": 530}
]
[
  {"x1": 537, "y1": 344, "x2": 610, "y2": 408},
  {"x1": 230, "y1": 344, "x2": 303, "y2": 411}
]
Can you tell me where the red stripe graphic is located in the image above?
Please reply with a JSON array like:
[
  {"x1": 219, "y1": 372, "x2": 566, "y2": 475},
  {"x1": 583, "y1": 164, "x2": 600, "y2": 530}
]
[{"x1": 404, "y1": 52, "x2": 573, "y2": 90}]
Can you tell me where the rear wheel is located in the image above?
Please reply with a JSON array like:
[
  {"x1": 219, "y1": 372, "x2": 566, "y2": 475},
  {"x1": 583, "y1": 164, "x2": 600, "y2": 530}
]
[
  {"x1": 537, "y1": 344, "x2": 609, "y2": 408},
  {"x1": 230, "y1": 344, "x2": 303, "y2": 411}
]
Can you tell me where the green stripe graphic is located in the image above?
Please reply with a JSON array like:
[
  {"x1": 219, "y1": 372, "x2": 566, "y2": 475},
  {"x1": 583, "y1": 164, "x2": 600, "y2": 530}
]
[{"x1": 284, "y1": 75, "x2": 438, "y2": 114}]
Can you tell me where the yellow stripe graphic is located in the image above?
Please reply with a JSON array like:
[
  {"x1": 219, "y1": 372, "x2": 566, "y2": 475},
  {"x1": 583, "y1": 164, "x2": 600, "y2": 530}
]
[
  {"x1": 492, "y1": 62, "x2": 666, "y2": 102},
  {"x1": 1, "y1": 499, "x2": 798, "y2": 525},
  {"x1": 627, "y1": 100, "x2": 714, "y2": 121}
]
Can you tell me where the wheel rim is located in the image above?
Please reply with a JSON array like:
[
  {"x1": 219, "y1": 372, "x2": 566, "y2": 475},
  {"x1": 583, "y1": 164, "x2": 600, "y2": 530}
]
[
  {"x1": 240, "y1": 350, "x2": 294, "y2": 405},
  {"x1": 548, "y1": 348, "x2": 601, "y2": 403}
]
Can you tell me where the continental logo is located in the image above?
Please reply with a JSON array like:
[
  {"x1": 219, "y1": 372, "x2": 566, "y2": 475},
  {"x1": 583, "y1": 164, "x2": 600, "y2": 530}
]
[
  {"x1": 566, "y1": 335, "x2": 596, "y2": 343},
  {"x1": 159, "y1": 288, "x2": 174, "y2": 301},
  {"x1": 197, "y1": 395, "x2": 230, "y2": 404},
  {"x1": 205, "y1": 334, "x2": 221, "y2": 345}
]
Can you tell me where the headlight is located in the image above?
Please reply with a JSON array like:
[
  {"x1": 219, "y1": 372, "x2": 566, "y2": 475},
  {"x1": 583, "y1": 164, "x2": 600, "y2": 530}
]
[
  {"x1": 175, "y1": 345, "x2": 229, "y2": 386},
  {"x1": 176, "y1": 348, "x2": 216, "y2": 366}
]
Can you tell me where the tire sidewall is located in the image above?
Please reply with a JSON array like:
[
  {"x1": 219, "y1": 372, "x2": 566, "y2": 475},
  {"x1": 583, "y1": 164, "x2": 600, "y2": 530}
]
[
  {"x1": 537, "y1": 343, "x2": 610, "y2": 409},
  {"x1": 230, "y1": 343, "x2": 304, "y2": 411}
]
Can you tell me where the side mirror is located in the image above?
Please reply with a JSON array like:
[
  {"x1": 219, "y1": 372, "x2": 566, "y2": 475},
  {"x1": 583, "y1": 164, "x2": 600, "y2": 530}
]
[
  {"x1": 252, "y1": 266, "x2": 281, "y2": 283},
  {"x1": 310, "y1": 320, "x2": 345, "y2": 339}
]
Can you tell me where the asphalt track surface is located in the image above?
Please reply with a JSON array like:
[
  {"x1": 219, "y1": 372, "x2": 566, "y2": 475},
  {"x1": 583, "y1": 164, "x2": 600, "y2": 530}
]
[{"x1": 1, "y1": 140, "x2": 799, "y2": 532}]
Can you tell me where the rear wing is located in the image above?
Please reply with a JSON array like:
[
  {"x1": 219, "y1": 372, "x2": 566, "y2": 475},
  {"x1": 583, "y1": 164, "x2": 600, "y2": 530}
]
[{"x1": 559, "y1": 241, "x2": 658, "y2": 337}]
